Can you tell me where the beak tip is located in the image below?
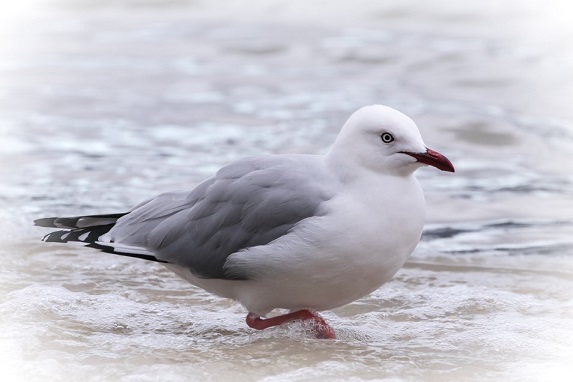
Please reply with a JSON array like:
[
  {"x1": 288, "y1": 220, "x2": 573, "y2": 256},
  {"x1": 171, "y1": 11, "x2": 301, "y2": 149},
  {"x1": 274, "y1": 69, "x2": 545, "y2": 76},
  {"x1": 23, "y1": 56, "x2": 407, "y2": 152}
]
[
  {"x1": 442, "y1": 159, "x2": 455, "y2": 173},
  {"x1": 403, "y1": 147, "x2": 455, "y2": 173}
]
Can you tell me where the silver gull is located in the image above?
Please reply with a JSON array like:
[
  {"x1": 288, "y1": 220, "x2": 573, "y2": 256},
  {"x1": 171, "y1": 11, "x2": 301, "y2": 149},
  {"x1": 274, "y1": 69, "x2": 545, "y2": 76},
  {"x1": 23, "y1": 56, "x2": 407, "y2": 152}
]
[{"x1": 35, "y1": 105, "x2": 454, "y2": 339}]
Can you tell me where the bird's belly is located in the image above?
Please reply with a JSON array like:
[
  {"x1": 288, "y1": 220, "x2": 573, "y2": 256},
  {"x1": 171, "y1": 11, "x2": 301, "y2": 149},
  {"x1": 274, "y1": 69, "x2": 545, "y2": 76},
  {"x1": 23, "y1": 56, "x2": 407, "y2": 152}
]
[
  {"x1": 171, "y1": 176, "x2": 426, "y2": 316},
  {"x1": 234, "y1": 212, "x2": 424, "y2": 314},
  {"x1": 236, "y1": 180, "x2": 425, "y2": 314},
  {"x1": 166, "y1": 236, "x2": 416, "y2": 317},
  {"x1": 164, "y1": 242, "x2": 407, "y2": 316},
  {"x1": 231, "y1": 248, "x2": 411, "y2": 315},
  {"x1": 278, "y1": 239, "x2": 413, "y2": 308},
  {"x1": 165, "y1": 227, "x2": 420, "y2": 316}
]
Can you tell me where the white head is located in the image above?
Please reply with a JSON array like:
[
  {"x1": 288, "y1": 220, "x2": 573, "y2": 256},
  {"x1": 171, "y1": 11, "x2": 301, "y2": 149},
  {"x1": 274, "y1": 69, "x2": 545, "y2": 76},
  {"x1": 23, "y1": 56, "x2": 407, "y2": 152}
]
[{"x1": 326, "y1": 105, "x2": 454, "y2": 177}]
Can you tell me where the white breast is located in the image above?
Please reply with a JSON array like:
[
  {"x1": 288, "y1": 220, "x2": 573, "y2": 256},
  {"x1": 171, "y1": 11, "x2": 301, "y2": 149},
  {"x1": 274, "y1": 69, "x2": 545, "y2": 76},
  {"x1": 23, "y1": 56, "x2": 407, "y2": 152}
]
[{"x1": 226, "y1": 173, "x2": 426, "y2": 316}]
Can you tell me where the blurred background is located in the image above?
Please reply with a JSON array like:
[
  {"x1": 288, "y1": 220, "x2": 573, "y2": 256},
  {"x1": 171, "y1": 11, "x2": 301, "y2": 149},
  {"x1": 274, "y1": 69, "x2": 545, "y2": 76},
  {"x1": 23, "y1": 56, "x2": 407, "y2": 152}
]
[{"x1": 1, "y1": 0, "x2": 572, "y2": 381}]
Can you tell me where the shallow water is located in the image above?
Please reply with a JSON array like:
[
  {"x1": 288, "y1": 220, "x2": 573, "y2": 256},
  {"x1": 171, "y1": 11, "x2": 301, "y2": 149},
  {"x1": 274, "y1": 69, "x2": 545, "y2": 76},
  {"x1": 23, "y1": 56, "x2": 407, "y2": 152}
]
[{"x1": 1, "y1": 0, "x2": 573, "y2": 381}]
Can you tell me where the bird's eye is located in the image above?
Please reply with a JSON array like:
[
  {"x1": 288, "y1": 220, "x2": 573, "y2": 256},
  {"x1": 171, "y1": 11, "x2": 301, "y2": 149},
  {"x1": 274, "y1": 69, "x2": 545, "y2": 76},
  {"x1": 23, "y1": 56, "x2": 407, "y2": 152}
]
[{"x1": 381, "y1": 133, "x2": 394, "y2": 143}]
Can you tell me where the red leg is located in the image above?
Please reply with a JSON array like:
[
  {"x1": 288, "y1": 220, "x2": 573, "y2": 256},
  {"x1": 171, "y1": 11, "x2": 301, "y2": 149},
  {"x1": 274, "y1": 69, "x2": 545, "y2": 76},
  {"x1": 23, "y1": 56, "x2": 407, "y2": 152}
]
[{"x1": 246, "y1": 309, "x2": 336, "y2": 339}]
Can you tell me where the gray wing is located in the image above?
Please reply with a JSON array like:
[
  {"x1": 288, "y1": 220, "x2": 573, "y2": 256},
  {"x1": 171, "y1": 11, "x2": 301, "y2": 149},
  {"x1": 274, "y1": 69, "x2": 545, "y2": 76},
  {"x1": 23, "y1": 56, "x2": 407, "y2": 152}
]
[{"x1": 106, "y1": 155, "x2": 336, "y2": 280}]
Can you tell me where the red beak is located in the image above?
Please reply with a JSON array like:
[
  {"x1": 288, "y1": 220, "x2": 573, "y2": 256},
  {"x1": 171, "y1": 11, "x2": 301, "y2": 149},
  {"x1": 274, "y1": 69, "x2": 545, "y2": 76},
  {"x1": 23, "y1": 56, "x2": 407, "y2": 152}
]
[{"x1": 402, "y1": 147, "x2": 455, "y2": 172}]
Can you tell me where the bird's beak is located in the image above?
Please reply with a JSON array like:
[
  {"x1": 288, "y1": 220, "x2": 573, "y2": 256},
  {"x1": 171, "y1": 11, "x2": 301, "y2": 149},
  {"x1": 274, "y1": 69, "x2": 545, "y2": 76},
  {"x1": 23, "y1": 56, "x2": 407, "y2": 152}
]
[{"x1": 402, "y1": 147, "x2": 455, "y2": 172}]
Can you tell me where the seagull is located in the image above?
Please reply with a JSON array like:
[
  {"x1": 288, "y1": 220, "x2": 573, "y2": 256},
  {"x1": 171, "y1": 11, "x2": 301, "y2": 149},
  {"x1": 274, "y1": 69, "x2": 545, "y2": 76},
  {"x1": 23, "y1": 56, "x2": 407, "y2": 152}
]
[{"x1": 35, "y1": 105, "x2": 454, "y2": 339}]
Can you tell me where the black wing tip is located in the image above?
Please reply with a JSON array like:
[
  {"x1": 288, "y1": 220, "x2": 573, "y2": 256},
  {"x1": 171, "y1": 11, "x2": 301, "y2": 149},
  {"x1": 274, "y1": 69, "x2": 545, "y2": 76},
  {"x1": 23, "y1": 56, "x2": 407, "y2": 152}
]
[
  {"x1": 33, "y1": 216, "x2": 80, "y2": 228},
  {"x1": 34, "y1": 213, "x2": 128, "y2": 228},
  {"x1": 34, "y1": 217, "x2": 58, "y2": 227},
  {"x1": 39, "y1": 231, "x2": 167, "y2": 264},
  {"x1": 42, "y1": 230, "x2": 69, "y2": 242},
  {"x1": 86, "y1": 242, "x2": 168, "y2": 263}
]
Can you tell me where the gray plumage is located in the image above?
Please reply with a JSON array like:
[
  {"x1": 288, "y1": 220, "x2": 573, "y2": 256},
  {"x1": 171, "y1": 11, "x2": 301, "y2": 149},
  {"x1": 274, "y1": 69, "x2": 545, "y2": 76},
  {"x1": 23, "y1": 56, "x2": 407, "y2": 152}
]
[{"x1": 82, "y1": 154, "x2": 337, "y2": 280}]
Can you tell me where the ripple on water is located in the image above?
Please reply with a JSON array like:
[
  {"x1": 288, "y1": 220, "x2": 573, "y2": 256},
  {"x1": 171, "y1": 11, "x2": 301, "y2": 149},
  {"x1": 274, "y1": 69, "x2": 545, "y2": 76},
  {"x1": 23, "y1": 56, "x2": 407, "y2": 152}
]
[
  {"x1": 3, "y1": 215, "x2": 573, "y2": 381},
  {"x1": 1, "y1": 0, "x2": 573, "y2": 381}
]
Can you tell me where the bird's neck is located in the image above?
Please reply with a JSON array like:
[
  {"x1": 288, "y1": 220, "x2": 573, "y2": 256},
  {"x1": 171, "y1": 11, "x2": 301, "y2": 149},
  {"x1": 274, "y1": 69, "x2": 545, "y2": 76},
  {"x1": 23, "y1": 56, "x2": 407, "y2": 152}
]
[{"x1": 324, "y1": 151, "x2": 415, "y2": 185}]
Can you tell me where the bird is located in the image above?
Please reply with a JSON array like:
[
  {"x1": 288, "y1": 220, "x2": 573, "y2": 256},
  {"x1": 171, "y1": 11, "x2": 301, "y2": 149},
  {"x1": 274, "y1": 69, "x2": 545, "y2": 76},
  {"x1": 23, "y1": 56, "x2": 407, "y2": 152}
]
[{"x1": 35, "y1": 105, "x2": 454, "y2": 339}]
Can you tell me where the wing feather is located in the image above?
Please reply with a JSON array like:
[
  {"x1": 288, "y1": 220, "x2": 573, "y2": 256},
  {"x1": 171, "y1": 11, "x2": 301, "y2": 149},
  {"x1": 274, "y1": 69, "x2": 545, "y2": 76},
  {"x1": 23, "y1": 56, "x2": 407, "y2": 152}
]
[{"x1": 105, "y1": 155, "x2": 337, "y2": 280}]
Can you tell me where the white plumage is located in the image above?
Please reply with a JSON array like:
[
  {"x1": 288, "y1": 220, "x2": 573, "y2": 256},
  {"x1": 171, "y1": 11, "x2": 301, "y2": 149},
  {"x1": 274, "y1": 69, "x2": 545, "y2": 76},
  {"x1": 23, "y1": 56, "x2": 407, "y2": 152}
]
[{"x1": 36, "y1": 105, "x2": 454, "y2": 339}]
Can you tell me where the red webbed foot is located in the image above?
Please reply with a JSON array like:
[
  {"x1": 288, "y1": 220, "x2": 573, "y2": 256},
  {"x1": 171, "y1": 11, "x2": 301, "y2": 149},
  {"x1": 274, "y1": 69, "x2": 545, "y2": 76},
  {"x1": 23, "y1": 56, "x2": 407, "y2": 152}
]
[{"x1": 246, "y1": 309, "x2": 336, "y2": 339}]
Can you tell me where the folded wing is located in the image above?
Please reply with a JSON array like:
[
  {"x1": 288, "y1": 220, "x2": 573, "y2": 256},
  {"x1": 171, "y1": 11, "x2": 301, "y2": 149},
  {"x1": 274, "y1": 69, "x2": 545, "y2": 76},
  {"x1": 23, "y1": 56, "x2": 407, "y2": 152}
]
[{"x1": 102, "y1": 155, "x2": 336, "y2": 280}]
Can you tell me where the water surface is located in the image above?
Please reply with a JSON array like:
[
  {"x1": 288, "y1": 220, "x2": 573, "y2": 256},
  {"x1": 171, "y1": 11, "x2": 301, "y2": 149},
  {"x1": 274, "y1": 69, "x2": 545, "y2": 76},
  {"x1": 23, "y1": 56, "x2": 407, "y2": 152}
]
[{"x1": 1, "y1": 1, "x2": 573, "y2": 381}]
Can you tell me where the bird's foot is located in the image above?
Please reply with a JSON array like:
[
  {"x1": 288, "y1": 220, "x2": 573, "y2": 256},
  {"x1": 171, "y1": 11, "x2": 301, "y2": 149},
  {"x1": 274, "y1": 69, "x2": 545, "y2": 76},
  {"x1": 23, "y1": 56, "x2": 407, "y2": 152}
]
[{"x1": 246, "y1": 309, "x2": 336, "y2": 339}]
